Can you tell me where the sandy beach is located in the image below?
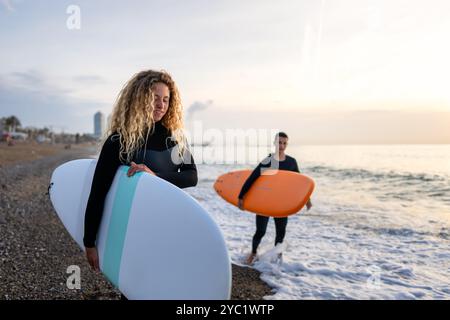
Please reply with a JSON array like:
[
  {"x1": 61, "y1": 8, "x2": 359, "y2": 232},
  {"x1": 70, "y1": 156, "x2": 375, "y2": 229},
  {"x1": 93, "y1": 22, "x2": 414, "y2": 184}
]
[{"x1": 0, "y1": 142, "x2": 272, "y2": 300}]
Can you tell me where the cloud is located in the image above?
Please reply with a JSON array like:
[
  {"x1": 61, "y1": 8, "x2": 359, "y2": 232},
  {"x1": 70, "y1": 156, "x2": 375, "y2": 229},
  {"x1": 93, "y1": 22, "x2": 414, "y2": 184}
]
[
  {"x1": 187, "y1": 100, "x2": 213, "y2": 118},
  {"x1": 0, "y1": 72, "x2": 107, "y2": 133},
  {"x1": 7, "y1": 70, "x2": 73, "y2": 97},
  {"x1": 72, "y1": 75, "x2": 107, "y2": 84},
  {"x1": 10, "y1": 70, "x2": 45, "y2": 87}
]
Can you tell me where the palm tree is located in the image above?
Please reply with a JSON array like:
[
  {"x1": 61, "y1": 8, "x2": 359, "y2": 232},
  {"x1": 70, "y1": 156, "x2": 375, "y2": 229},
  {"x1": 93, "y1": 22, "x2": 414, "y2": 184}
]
[{"x1": 4, "y1": 116, "x2": 21, "y2": 132}]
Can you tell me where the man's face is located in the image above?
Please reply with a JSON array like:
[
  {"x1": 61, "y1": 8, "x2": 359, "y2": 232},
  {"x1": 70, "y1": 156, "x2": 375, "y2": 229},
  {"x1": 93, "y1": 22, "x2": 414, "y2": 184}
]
[{"x1": 275, "y1": 137, "x2": 288, "y2": 152}]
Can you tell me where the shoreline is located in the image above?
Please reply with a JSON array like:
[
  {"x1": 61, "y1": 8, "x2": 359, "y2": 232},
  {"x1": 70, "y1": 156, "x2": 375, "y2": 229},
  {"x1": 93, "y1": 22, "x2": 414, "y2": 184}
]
[{"x1": 0, "y1": 142, "x2": 273, "y2": 300}]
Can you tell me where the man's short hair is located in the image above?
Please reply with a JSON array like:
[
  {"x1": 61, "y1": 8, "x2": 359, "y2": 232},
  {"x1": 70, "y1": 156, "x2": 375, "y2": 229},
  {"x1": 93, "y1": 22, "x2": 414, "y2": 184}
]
[{"x1": 275, "y1": 132, "x2": 288, "y2": 139}]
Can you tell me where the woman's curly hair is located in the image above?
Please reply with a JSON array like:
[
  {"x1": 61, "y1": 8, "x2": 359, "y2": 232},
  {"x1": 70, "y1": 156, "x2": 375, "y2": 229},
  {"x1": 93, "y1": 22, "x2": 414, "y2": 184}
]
[{"x1": 106, "y1": 69, "x2": 187, "y2": 163}]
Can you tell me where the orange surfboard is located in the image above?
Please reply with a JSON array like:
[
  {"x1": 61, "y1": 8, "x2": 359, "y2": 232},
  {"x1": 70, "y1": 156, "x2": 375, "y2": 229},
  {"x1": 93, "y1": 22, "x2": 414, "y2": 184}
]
[{"x1": 214, "y1": 169, "x2": 315, "y2": 217}]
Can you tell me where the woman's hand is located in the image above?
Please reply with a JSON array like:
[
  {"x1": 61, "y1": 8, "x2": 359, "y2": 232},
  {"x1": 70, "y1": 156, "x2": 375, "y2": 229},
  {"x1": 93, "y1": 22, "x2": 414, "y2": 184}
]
[
  {"x1": 86, "y1": 247, "x2": 100, "y2": 272},
  {"x1": 127, "y1": 162, "x2": 156, "y2": 177}
]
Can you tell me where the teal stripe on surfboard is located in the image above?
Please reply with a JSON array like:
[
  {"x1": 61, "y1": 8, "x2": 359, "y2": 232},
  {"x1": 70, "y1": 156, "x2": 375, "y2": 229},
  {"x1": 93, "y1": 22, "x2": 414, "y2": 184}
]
[{"x1": 102, "y1": 166, "x2": 142, "y2": 287}]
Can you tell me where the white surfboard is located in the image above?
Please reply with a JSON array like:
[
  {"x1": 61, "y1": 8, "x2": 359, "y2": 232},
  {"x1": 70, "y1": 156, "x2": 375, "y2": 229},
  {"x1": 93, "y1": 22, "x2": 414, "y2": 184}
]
[{"x1": 49, "y1": 159, "x2": 231, "y2": 300}]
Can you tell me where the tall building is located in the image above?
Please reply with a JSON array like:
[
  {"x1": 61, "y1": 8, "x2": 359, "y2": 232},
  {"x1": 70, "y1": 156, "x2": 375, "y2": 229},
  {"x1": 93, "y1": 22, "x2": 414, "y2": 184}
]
[
  {"x1": 107, "y1": 114, "x2": 112, "y2": 130},
  {"x1": 94, "y1": 111, "x2": 105, "y2": 138}
]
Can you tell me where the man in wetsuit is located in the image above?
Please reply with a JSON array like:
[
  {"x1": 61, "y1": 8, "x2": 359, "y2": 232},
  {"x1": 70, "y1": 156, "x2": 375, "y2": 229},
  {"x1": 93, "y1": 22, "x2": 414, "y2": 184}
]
[{"x1": 238, "y1": 132, "x2": 312, "y2": 265}]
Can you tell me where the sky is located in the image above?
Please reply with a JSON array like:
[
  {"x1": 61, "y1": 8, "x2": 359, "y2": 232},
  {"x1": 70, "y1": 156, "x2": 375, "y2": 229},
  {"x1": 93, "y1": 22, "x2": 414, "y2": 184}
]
[{"x1": 0, "y1": 0, "x2": 449, "y2": 144}]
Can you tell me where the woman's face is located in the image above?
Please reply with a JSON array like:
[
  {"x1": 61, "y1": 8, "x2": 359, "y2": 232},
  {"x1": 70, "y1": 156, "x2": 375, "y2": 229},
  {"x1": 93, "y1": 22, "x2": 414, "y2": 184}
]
[{"x1": 151, "y1": 82, "x2": 170, "y2": 122}]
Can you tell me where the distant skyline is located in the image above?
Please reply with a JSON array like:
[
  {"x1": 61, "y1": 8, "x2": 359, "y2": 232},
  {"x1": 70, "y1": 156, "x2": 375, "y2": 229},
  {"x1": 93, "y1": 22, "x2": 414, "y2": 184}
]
[
  {"x1": 1, "y1": 0, "x2": 450, "y2": 144},
  {"x1": 93, "y1": 111, "x2": 105, "y2": 138}
]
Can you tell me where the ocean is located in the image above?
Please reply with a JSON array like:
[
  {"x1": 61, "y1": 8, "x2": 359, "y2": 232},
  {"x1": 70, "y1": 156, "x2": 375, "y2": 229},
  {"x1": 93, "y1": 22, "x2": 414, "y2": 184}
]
[{"x1": 186, "y1": 144, "x2": 450, "y2": 299}]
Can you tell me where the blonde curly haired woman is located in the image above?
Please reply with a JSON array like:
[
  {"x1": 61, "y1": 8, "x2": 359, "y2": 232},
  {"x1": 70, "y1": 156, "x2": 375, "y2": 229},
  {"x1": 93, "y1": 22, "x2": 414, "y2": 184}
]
[{"x1": 83, "y1": 70, "x2": 198, "y2": 286}]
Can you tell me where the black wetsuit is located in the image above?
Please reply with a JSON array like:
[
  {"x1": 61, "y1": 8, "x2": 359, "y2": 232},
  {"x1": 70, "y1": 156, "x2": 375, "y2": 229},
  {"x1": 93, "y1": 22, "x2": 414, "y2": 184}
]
[
  {"x1": 83, "y1": 121, "x2": 197, "y2": 248},
  {"x1": 238, "y1": 154, "x2": 300, "y2": 254}
]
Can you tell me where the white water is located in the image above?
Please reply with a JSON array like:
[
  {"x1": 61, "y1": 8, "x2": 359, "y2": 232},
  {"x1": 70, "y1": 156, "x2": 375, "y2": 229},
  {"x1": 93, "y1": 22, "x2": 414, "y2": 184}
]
[{"x1": 186, "y1": 144, "x2": 450, "y2": 299}]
